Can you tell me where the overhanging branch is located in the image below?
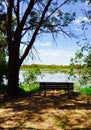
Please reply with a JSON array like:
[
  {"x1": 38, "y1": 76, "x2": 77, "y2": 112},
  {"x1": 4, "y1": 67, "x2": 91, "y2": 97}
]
[
  {"x1": 20, "y1": 0, "x2": 52, "y2": 64},
  {"x1": 13, "y1": 0, "x2": 35, "y2": 44}
]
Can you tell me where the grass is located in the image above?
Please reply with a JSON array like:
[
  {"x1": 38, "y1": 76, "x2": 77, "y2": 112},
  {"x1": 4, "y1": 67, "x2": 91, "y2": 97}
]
[
  {"x1": 19, "y1": 82, "x2": 40, "y2": 93},
  {"x1": 73, "y1": 83, "x2": 91, "y2": 96},
  {"x1": 0, "y1": 83, "x2": 40, "y2": 95},
  {"x1": 80, "y1": 86, "x2": 91, "y2": 95}
]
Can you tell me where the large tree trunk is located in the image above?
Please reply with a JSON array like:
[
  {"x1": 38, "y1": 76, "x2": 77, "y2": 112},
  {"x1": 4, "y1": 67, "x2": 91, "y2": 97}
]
[
  {"x1": 7, "y1": 61, "x2": 20, "y2": 97},
  {"x1": 6, "y1": 1, "x2": 21, "y2": 97},
  {"x1": 6, "y1": 46, "x2": 21, "y2": 97},
  {"x1": 7, "y1": 67, "x2": 20, "y2": 97}
]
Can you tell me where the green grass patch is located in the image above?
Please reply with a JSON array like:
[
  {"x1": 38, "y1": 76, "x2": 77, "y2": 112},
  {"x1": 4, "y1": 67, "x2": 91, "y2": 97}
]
[
  {"x1": 19, "y1": 83, "x2": 40, "y2": 93},
  {"x1": 0, "y1": 83, "x2": 40, "y2": 94},
  {"x1": 80, "y1": 86, "x2": 91, "y2": 95}
]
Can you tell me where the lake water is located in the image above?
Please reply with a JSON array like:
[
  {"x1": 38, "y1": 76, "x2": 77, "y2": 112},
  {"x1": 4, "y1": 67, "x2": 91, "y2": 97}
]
[
  {"x1": 19, "y1": 71, "x2": 75, "y2": 83},
  {"x1": 3, "y1": 71, "x2": 75, "y2": 85}
]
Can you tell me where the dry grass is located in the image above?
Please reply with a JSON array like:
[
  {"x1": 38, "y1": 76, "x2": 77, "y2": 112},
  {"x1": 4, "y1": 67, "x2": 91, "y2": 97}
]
[{"x1": 0, "y1": 91, "x2": 91, "y2": 130}]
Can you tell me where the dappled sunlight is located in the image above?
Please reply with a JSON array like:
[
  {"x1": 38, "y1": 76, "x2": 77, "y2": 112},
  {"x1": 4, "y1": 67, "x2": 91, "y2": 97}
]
[{"x1": 0, "y1": 92, "x2": 91, "y2": 129}]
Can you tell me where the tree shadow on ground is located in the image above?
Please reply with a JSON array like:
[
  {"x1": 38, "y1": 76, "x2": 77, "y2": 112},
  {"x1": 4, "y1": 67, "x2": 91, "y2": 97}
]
[{"x1": 0, "y1": 91, "x2": 91, "y2": 129}]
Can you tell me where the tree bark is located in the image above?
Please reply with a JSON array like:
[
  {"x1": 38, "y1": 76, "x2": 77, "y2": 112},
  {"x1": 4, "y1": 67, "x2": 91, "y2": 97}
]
[
  {"x1": 7, "y1": 66, "x2": 20, "y2": 97},
  {"x1": 6, "y1": 44, "x2": 21, "y2": 97}
]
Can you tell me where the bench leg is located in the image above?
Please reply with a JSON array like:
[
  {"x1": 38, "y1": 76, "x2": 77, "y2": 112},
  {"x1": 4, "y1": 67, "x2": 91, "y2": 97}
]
[
  {"x1": 44, "y1": 89, "x2": 46, "y2": 97},
  {"x1": 68, "y1": 89, "x2": 70, "y2": 99}
]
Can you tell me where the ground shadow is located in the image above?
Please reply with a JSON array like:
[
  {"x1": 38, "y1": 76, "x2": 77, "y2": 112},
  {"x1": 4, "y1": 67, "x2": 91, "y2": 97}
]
[{"x1": 0, "y1": 91, "x2": 91, "y2": 129}]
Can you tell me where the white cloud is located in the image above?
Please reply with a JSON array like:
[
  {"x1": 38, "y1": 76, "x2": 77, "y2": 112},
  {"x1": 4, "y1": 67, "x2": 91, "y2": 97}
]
[
  {"x1": 24, "y1": 49, "x2": 75, "y2": 65},
  {"x1": 41, "y1": 49, "x2": 74, "y2": 64},
  {"x1": 35, "y1": 41, "x2": 51, "y2": 47},
  {"x1": 73, "y1": 17, "x2": 90, "y2": 24}
]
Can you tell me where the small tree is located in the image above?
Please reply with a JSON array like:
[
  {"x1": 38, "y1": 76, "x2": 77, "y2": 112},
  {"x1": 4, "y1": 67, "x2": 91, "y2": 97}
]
[
  {"x1": 69, "y1": 50, "x2": 91, "y2": 91},
  {"x1": 69, "y1": 51, "x2": 83, "y2": 87},
  {"x1": 19, "y1": 67, "x2": 43, "y2": 93},
  {"x1": 23, "y1": 67, "x2": 42, "y2": 84}
]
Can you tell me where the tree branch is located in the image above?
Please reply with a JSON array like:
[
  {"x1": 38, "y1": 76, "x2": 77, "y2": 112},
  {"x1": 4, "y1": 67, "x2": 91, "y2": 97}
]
[
  {"x1": 16, "y1": 0, "x2": 19, "y2": 26},
  {"x1": 20, "y1": 0, "x2": 52, "y2": 64},
  {"x1": 14, "y1": 0, "x2": 35, "y2": 44},
  {"x1": 6, "y1": 0, "x2": 13, "y2": 51},
  {"x1": 46, "y1": 0, "x2": 69, "y2": 20}
]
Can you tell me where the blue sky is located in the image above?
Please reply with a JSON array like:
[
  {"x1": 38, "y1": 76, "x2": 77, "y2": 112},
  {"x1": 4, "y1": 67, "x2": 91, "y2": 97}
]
[{"x1": 23, "y1": 0, "x2": 91, "y2": 65}]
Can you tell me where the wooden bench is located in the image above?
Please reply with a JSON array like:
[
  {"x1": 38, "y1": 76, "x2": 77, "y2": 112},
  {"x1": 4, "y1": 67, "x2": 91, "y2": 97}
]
[{"x1": 40, "y1": 82, "x2": 74, "y2": 98}]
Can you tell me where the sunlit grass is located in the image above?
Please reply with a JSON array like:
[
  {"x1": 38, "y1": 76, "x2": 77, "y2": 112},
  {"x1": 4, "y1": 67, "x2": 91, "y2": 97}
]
[
  {"x1": 19, "y1": 83, "x2": 40, "y2": 93},
  {"x1": 74, "y1": 83, "x2": 91, "y2": 95},
  {"x1": 80, "y1": 86, "x2": 91, "y2": 95}
]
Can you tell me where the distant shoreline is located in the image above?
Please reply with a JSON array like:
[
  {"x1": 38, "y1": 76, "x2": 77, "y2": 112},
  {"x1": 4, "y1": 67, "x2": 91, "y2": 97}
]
[{"x1": 20, "y1": 64, "x2": 80, "y2": 74}]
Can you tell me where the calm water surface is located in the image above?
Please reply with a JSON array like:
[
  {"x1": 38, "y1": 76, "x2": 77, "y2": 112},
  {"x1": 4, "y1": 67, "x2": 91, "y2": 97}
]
[{"x1": 19, "y1": 71, "x2": 75, "y2": 83}]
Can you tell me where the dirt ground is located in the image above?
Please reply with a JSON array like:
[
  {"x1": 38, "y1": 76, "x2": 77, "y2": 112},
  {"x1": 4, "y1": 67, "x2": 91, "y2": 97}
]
[{"x1": 0, "y1": 91, "x2": 91, "y2": 130}]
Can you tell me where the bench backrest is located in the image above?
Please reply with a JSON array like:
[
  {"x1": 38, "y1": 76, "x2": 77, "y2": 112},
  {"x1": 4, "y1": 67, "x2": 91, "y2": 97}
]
[{"x1": 40, "y1": 82, "x2": 74, "y2": 90}]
